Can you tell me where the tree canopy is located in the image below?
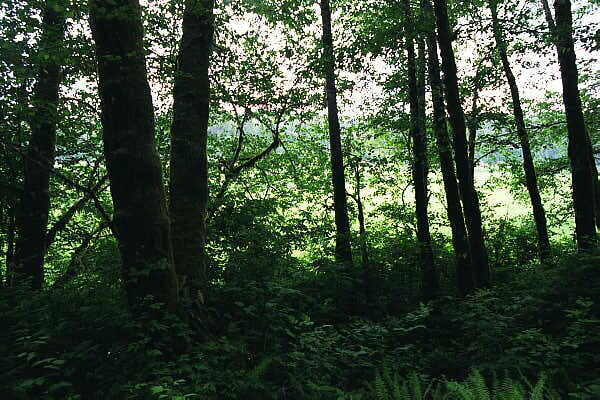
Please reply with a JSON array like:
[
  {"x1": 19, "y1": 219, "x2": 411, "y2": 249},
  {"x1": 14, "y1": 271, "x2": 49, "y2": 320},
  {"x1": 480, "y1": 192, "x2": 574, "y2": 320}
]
[{"x1": 1, "y1": 0, "x2": 599, "y2": 398}]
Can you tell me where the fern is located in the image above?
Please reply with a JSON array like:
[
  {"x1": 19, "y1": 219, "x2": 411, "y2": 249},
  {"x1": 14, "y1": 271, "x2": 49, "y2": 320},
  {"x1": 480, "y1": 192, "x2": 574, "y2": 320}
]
[
  {"x1": 530, "y1": 373, "x2": 546, "y2": 400},
  {"x1": 467, "y1": 369, "x2": 491, "y2": 400},
  {"x1": 367, "y1": 367, "x2": 554, "y2": 400},
  {"x1": 408, "y1": 372, "x2": 423, "y2": 399},
  {"x1": 370, "y1": 365, "x2": 420, "y2": 400},
  {"x1": 246, "y1": 356, "x2": 272, "y2": 382},
  {"x1": 374, "y1": 371, "x2": 390, "y2": 400}
]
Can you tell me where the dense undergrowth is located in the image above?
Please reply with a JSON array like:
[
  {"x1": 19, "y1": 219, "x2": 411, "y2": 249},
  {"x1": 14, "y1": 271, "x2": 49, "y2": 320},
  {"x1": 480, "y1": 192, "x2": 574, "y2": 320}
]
[{"x1": 1, "y1": 240, "x2": 599, "y2": 399}]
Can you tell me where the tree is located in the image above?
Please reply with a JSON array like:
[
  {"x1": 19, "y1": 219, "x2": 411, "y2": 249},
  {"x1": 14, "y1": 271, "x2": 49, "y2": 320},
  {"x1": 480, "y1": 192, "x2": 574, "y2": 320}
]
[
  {"x1": 169, "y1": 0, "x2": 215, "y2": 301},
  {"x1": 432, "y1": 0, "x2": 489, "y2": 288},
  {"x1": 13, "y1": 0, "x2": 67, "y2": 289},
  {"x1": 319, "y1": 0, "x2": 353, "y2": 268},
  {"x1": 489, "y1": 0, "x2": 551, "y2": 260},
  {"x1": 350, "y1": 160, "x2": 372, "y2": 303},
  {"x1": 543, "y1": 0, "x2": 597, "y2": 250},
  {"x1": 89, "y1": 0, "x2": 178, "y2": 310},
  {"x1": 421, "y1": 0, "x2": 472, "y2": 295},
  {"x1": 403, "y1": 0, "x2": 437, "y2": 297}
]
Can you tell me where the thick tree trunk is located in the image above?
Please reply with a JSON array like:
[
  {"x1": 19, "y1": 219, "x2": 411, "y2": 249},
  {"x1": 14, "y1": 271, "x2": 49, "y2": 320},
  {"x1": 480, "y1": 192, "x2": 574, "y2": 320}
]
[
  {"x1": 489, "y1": 0, "x2": 551, "y2": 260},
  {"x1": 169, "y1": 0, "x2": 214, "y2": 301},
  {"x1": 432, "y1": 0, "x2": 490, "y2": 287},
  {"x1": 549, "y1": 0, "x2": 597, "y2": 250},
  {"x1": 13, "y1": 0, "x2": 66, "y2": 289},
  {"x1": 319, "y1": 0, "x2": 353, "y2": 268},
  {"x1": 422, "y1": 0, "x2": 472, "y2": 295},
  {"x1": 404, "y1": 1, "x2": 437, "y2": 298},
  {"x1": 542, "y1": 0, "x2": 600, "y2": 232},
  {"x1": 89, "y1": 0, "x2": 178, "y2": 310}
]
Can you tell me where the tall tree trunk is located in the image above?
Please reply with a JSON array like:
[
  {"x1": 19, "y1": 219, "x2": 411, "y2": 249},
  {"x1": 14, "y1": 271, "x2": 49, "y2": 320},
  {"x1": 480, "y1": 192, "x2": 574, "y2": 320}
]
[
  {"x1": 319, "y1": 0, "x2": 353, "y2": 268},
  {"x1": 585, "y1": 134, "x2": 600, "y2": 231},
  {"x1": 353, "y1": 164, "x2": 372, "y2": 304},
  {"x1": 421, "y1": 0, "x2": 472, "y2": 295},
  {"x1": 13, "y1": 0, "x2": 66, "y2": 289},
  {"x1": 89, "y1": 0, "x2": 178, "y2": 310},
  {"x1": 543, "y1": 0, "x2": 597, "y2": 250},
  {"x1": 432, "y1": 0, "x2": 490, "y2": 287},
  {"x1": 542, "y1": 0, "x2": 600, "y2": 232},
  {"x1": 404, "y1": 1, "x2": 437, "y2": 298},
  {"x1": 467, "y1": 90, "x2": 479, "y2": 180},
  {"x1": 5, "y1": 208, "x2": 16, "y2": 286},
  {"x1": 169, "y1": 0, "x2": 214, "y2": 301},
  {"x1": 489, "y1": 0, "x2": 551, "y2": 260}
]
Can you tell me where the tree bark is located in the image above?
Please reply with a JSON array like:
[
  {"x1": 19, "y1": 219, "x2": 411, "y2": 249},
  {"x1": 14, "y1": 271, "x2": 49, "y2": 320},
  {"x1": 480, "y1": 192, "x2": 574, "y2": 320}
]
[
  {"x1": 319, "y1": 0, "x2": 353, "y2": 268},
  {"x1": 542, "y1": 0, "x2": 600, "y2": 232},
  {"x1": 404, "y1": 0, "x2": 437, "y2": 298},
  {"x1": 467, "y1": 90, "x2": 479, "y2": 181},
  {"x1": 89, "y1": 0, "x2": 178, "y2": 310},
  {"x1": 489, "y1": 0, "x2": 551, "y2": 260},
  {"x1": 169, "y1": 0, "x2": 215, "y2": 301},
  {"x1": 546, "y1": 0, "x2": 597, "y2": 250},
  {"x1": 432, "y1": 0, "x2": 490, "y2": 287},
  {"x1": 421, "y1": 0, "x2": 472, "y2": 295},
  {"x1": 353, "y1": 164, "x2": 372, "y2": 304},
  {"x1": 13, "y1": 0, "x2": 66, "y2": 289},
  {"x1": 5, "y1": 208, "x2": 16, "y2": 286}
]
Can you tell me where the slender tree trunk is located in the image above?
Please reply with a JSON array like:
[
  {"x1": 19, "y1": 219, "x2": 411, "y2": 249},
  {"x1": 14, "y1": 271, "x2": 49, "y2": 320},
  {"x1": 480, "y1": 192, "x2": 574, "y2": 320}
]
[
  {"x1": 489, "y1": 0, "x2": 551, "y2": 260},
  {"x1": 353, "y1": 164, "x2": 372, "y2": 304},
  {"x1": 319, "y1": 0, "x2": 353, "y2": 267},
  {"x1": 169, "y1": 0, "x2": 215, "y2": 301},
  {"x1": 543, "y1": 0, "x2": 597, "y2": 250},
  {"x1": 432, "y1": 0, "x2": 490, "y2": 287},
  {"x1": 89, "y1": 0, "x2": 178, "y2": 310},
  {"x1": 404, "y1": 1, "x2": 437, "y2": 298},
  {"x1": 0, "y1": 207, "x2": 4, "y2": 286},
  {"x1": 13, "y1": 0, "x2": 66, "y2": 289},
  {"x1": 6, "y1": 208, "x2": 16, "y2": 286},
  {"x1": 585, "y1": 139, "x2": 600, "y2": 230},
  {"x1": 467, "y1": 91, "x2": 478, "y2": 180},
  {"x1": 421, "y1": 0, "x2": 472, "y2": 295}
]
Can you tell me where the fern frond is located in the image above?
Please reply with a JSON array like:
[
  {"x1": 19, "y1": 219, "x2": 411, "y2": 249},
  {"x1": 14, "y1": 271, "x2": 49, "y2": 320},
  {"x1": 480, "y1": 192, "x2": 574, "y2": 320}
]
[
  {"x1": 408, "y1": 371, "x2": 423, "y2": 399},
  {"x1": 467, "y1": 369, "x2": 490, "y2": 400},
  {"x1": 530, "y1": 373, "x2": 546, "y2": 400},
  {"x1": 374, "y1": 371, "x2": 390, "y2": 400}
]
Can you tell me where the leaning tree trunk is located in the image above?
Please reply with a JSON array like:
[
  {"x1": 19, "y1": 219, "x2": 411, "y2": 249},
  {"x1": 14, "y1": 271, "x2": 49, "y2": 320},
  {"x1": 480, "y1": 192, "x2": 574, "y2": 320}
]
[
  {"x1": 319, "y1": 0, "x2": 353, "y2": 268},
  {"x1": 432, "y1": 0, "x2": 490, "y2": 288},
  {"x1": 547, "y1": 0, "x2": 597, "y2": 250},
  {"x1": 421, "y1": 0, "x2": 472, "y2": 295},
  {"x1": 13, "y1": 0, "x2": 66, "y2": 289},
  {"x1": 489, "y1": 0, "x2": 551, "y2": 260},
  {"x1": 169, "y1": 0, "x2": 215, "y2": 302},
  {"x1": 404, "y1": 0, "x2": 437, "y2": 298},
  {"x1": 89, "y1": 0, "x2": 178, "y2": 310}
]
